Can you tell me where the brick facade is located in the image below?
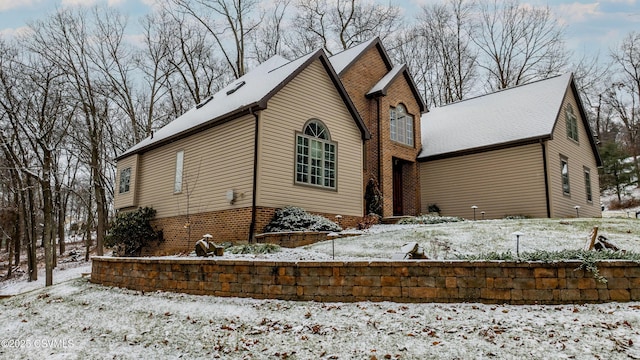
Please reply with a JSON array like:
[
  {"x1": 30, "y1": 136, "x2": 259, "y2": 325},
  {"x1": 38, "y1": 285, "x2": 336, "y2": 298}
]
[
  {"x1": 338, "y1": 43, "x2": 423, "y2": 217},
  {"x1": 144, "y1": 206, "x2": 361, "y2": 255},
  {"x1": 92, "y1": 257, "x2": 640, "y2": 304}
]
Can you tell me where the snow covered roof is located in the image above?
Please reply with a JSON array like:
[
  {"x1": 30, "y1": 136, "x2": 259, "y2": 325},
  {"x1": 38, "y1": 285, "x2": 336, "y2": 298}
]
[
  {"x1": 366, "y1": 65, "x2": 405, "y2": 97},
  {"x1": 329, "y1": 39, "x2": 426, "y2": 113},
  {"x1": 328, "y1": 37, "x2": 388, "y2": 76},
  {"x1": 117, "y1": 49, "x2": 368, "y2": 160},
  {"x1": 419, "y1": 73, "x2": 581, "y2": 160}
]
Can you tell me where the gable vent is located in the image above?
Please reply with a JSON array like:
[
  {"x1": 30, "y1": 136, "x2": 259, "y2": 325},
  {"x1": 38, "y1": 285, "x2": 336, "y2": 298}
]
[
  {"x1": 195, "y1": 96, "x2": 214, "y2": 109},
  {"x1": 226, "y1": 81, "x2": 246, "y2": 95}
]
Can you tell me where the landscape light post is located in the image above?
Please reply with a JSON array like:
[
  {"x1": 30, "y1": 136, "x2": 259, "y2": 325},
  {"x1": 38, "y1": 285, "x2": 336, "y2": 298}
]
[
  {"x1": 334, "y1": 215, "x2": 342, "y2": 259},
  {"x1": 512, "y1": 231, "x2": 524, "y2": 257},
  {"x1": 574, "y1": 205, "x2": 580, "y2": 218},
  {"x1": 481, "y1": 211, "x2": 485, "y2": 220},
  {"x1": 471, "y1": 205, "x2": 478, "y2": 221}
]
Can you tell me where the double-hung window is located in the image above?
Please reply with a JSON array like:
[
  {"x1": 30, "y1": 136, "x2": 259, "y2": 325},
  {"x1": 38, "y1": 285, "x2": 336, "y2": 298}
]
[
  {"x1": 295, "y1": 120, "x2": 336, "y2": 189},
  {"x1": 390, "y1": 104, "x2": 413, "y2": 146}
]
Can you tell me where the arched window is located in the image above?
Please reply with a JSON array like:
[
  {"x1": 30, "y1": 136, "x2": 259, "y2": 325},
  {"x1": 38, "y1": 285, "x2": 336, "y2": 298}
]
[
  {"x1": 566, "y1": 104, "x2": 578, "y2": 142},
  {"x1": 390, "y1": 104, "x2": 414, "y2": 146},
  {"x1": 296, "y1": 120, "x2": 336, "y2": 189}
]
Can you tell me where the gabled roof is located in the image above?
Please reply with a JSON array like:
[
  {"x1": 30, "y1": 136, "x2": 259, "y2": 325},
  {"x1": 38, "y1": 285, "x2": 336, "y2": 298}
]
[
  {"x1": 329, "y1": 38, "x2": 426, "y2": 113},
  {"x1": 117, "y1": 50, "x2": 369, "y2": 160},
  {"x1": 366, "y1": 64, "x2": 405, "y2": 96},
  {"x1": 418, "y1": 73, "x2": 601, "y2": 165},
  {"x1": 328, "y1": 37, "x2": 387, "y2": 76}
]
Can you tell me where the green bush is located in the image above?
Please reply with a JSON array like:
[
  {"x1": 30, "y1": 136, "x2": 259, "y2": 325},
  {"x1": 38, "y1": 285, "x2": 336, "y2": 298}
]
[
  {"x1": 105, "y1": 207, "x2": 159, "y2": 256},
  {"x1": 427, "y1": 204, "x2": 441, "y2": 214},
  {"x1": 263, "y1": 206, "x2": 341, "y2": 232},
  {"x1": 398, "y1": 215, "x2": 465, "y2": 225},
  {"x1": 457, "y1": 249, "x2": 640, "y2": 283},
  {"x1": 227, "y1": 243, "x2": 281, "y2": 254},
  {"x1": 503, "y1": 215, "x2": 530, "y2": 220}
]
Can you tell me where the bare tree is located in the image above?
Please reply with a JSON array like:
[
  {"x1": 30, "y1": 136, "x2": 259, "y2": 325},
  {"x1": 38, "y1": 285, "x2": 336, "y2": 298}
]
[
  {"x1": 171, "y1": 0, "x2": 261, "y2": 78},
  {"x1": 28, "y1": 8, "x2": 111, "y2": 256},
  {"x1": 571, "y1": 52, "x2": 614, "y2": 142},
  {"x1": 0, "y1": 40, "x2": 39, "y2": 281},
  {"x1": 472, "y1": 0, "x2": 568, "y2": 90},
  {"x1": 397, "y1": 0, "x2": 476, "y2": 107},
  {"x1": 251, "y1": 0, "x2": 291, "y2": 62},
  {"x1": 17, "y1": 59, "x2": 72, "y2": 285},
  {"x1": 289, "y1": 0, "x2": 402, "y2": 55},
  {"x1": 607, "y1": 31, "x2": 640, "y2": 184}
]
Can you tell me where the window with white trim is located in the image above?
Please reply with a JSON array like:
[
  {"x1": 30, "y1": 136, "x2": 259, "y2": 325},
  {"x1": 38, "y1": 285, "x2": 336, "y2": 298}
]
[
  {"x1": 566, "y1": 104, "x2": 578, "y2": 142},
  {"x1": 390, "y1": 104, "x2": 413, "y2": 146},
  {"x1": 561, "y1": 156, "x2": 570, "y2": 195},
  {"x1": 174, "y1": 150, "x2": 184, "y2": 193},
  {"x1": 584, "y1": 167, "x2": 593, "y2": 202},
  {"x1": 119, "y1": 167, "x2": 131, "y2": 194},
  {"x1": 295, "y1": 120, "x2": 336, "y2": 189}
]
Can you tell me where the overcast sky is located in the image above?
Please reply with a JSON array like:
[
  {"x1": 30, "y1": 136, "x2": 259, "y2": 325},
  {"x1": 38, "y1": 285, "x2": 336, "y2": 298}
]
[{"x1": 0, "y1": 0, "x2": 638, "y2": 63}]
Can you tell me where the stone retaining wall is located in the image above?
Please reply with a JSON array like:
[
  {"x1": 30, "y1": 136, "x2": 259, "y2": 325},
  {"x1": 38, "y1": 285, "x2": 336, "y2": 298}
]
[{"x1": 90, "y1": 257, "x2": 640, "y2": 304}]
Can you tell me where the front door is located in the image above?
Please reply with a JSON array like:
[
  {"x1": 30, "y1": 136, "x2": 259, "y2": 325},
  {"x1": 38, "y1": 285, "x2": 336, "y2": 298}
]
[{"x1": 393, "y1": 159, "x2": 403, "y2": 216}]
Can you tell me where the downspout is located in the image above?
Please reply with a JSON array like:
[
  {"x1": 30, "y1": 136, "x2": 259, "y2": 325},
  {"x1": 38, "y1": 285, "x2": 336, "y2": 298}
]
[
  {"x1": 377, "y1": 97, "x2": 382, "y2": 184},
  {"x1": 541, "y1": 140, "x2": 551, "y2": 218},
  {"x1": 248, "y1": 108, "x2": 259, "y2": 243}
]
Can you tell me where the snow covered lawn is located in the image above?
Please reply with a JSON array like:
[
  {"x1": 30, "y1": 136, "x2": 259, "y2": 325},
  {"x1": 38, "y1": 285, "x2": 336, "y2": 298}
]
[
  {"x1": 3, "y1": 216, "x2": 640, "y2": 358},
  {"x1": 233, "y1": 217, "x2": 640, "y2": 261},
  {"x1": 2, "y1": 278, "x2": 640, "y2": 359}
]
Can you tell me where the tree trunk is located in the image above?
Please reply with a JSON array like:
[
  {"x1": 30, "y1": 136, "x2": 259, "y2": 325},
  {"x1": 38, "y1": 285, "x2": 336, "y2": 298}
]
[
  {"x1": 24, "y1": 181, "x2": 37, "y2": 282},
  {"x1": 56, "y1": 181, "x2": 65, "y2": 256},
  {"x1": 85, "y1": 189, "x2": 93, "y2": 262},
  {"x1": 7, "y1": 230, "x2": 13, "y2": 278},
  {"x1": 42, "y1": 149, "x2": 54, "y2": 286}
]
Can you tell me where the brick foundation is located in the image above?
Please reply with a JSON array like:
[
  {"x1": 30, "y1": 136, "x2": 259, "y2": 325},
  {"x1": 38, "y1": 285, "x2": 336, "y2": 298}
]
[
  {"x1": 91, "y1": 258, "x2": 640, "y2": 304},
  {"x1": 143, "y1": 207, "x2": 362, "y2": 255}
]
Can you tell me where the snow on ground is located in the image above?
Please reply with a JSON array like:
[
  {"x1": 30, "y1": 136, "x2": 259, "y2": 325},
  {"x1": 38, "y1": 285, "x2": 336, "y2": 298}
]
[
  {"x1": 3, "y1": 217, "x2": 640, "y2": 358},
  {"x1": 218, "y1": 217, "x2": 640, "y2": 262},
  {"x1": 1, "y1": 278, "x2": 640, "y2": 359},
  {"x1": 0, "y1": 262, "x2": 92, "y2": 297}
]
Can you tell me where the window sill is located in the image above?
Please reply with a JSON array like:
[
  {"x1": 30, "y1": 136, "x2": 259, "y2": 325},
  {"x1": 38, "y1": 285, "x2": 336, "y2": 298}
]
[{"x1": 294, "y1": 181, "x2": 338, "y2": 192}]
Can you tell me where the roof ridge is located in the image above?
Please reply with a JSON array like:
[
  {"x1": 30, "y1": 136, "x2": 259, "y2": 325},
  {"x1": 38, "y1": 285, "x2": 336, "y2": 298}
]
[{"x1": 437, "y1": 73, "x2": 569, "y2": 109}]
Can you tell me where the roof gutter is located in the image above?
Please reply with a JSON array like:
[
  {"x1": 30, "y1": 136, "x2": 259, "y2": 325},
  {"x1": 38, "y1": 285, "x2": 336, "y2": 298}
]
[
  {"x1": 417, "y1": 135, "x2": 552, "y2": 162},
  {"x1": 116, "y1": 102, "x2": 265, "y2": 161}
]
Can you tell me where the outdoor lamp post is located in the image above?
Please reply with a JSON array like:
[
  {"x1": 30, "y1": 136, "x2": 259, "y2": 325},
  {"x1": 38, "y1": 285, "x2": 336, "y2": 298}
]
[
  {"x1": 471, "y1": 205, "x2": 478, "y2": 221},
  {"x1": 333, "y1": 215, "x2": 342, "y2": 259},
  {"x1": 481, "y1": 211, "x2": 485, "y2": 220},
  {"x1": 512, "y1": 231, "x2": 524, "y2": 257},
  {"x1": 574, "y1": 205, "x2": 580, "y2": 218}
]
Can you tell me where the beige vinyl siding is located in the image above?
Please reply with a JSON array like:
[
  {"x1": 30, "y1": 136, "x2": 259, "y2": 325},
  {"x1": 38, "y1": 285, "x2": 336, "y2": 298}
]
[
  {"x1": 114, "y1": 154, "x2": 139, "y2": 209},
  {"x1": 546, "y1": 89, "x2": 601, "y2": 218},
  {"x1": 135, "y1": 115, "x2": 255, "y2": 219},
  {"x1": 420, "y1": 143, "x2": 548, "y2": 219},
  {"x1": 257, "y1": 60, "x2": 363, "y2": 216}
]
